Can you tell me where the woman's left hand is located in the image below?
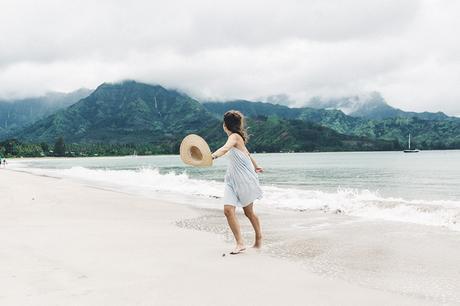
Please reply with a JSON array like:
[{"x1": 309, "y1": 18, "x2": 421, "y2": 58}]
[{"x1": 255, "y1": 167, "x2": 264, "y2": 173}]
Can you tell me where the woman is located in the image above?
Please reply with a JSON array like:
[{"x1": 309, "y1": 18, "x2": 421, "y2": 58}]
[{"x1": 211, "y1": 110, "x2": 264, "y2": 254}]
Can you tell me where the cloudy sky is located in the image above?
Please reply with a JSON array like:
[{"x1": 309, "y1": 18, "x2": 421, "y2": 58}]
[{"x1": 1, "y1": 0, "x2": 459, "y2": 115}]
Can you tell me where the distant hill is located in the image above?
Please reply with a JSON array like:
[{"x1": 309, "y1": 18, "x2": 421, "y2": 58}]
[
  {"x1": 6, "y1": 81, "x2": 458, "y2": 153},
  {"x1": 0, "y1": 88, "x2": 92, "y2": 138},
  {"x1": 306, "y1": 92, "x2": 453, "y2": 121},
  {"x1": 203, "y1": 100, "x2": 301, "y2": 119},
  {"x1": 15, "y1": 81, "x2": 220, "y2": 147},
  {"x1": 10, "y1": 81, "x2": 398, "y2": 153},
  {"x1": 245, "y1": 116, "x2": 399, "y2": 152},
  {"x1": 203, "y1": 100, "x2": 460, "y2": 149},
  {"x1": 204, "y1": 100, "x2": 371, "y2": 136}
]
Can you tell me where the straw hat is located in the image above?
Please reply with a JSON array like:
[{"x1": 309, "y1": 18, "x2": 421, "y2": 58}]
[{"x1": 180, "y1": 134, "x2": 213, "y2": 167}]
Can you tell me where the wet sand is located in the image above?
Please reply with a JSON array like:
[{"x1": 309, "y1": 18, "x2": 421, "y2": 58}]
[
  {"x1": 0, "y1": 169, "x2": 456, "y2": 305},
  {"x1": 179, "y1": 207, "x2": 460, "y2": 304}
]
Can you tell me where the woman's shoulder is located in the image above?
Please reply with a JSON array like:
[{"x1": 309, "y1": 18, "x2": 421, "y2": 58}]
[
  {"x1": 229, "y1": 133, "x2": 245, "y2": 143},
  {"x1": 229, "y1": 133, "x2": 250, "y2": 152}
]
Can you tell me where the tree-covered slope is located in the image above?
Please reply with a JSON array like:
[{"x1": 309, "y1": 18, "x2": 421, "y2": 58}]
[
  {"x1": 16, "y1": 81, "x2": 221, "y2": 147},
  {"x1": 245, "y1": 116, "x2": 399, "y2": 152},
  {"x1": 6, "y1": 82, "x2": 459, "y2": 153},
  {"x1": 203, "y1": 100, "x2": 364, "y2": 135},
  {"x1": 349, "y1": 117, "x2": 460, "y2": 149},
  {"x1": 203, "y1": 100, "x2": 460, "y2": 149},
  {"x1": 8, "y1": 81, "x2": 398, "y2": 154},
  {"x1": 0, "y1": 88, "x2": 92, "y2": 139},
  {"x1": 204, "y1": 100, "x2": 302, "y2": 119}
]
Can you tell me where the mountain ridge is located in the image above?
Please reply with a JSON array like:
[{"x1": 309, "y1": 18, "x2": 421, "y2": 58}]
[
  {"x1": 0, "y1": 88, "x2": 93, "y2": 138},
  {"x1": 203, "y1": 99, "x2": 460, "y2": 149},
  {"x1": 5, "y1": 81, "x2": 399, "y2": 153},
  {"x1": 2, "y1": 81, "x2": 459, "y2": 153},
  {"x1": 305, "y1": 92, "x2": 454, "y2": 121},
  {"x1": 16, "y1": 81, "x2": 220, "y2": 146}
]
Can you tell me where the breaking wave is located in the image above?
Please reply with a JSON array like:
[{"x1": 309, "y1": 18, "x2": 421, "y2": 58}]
[{"x1": 15, "y1": 166, "x2": 460, "y2": 231}]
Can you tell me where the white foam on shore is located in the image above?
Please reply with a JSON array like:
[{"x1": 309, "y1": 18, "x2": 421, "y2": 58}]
[{"x1": 13, "y1": 166, "x2": 460, "y2": 231}]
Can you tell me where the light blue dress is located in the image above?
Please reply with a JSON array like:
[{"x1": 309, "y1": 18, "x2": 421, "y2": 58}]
[{"x1": 223, "y1": 147, "x2": 263, "y2": 207}]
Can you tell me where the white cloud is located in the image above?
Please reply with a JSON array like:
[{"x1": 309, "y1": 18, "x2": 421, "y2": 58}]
[{"x1": 0, "y1": 0, "x2": 459, "y2": 115}]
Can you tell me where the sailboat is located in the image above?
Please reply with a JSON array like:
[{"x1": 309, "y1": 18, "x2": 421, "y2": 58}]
[{"x1": 403, "y1": 134, "x2": 420, "y2": 153}]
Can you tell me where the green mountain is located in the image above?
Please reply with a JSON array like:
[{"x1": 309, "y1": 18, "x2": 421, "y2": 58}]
[
  {"x1": 203, "y1": 100, "x2": 302, "y2": 119},
  {"x1": 245, "y1": 117, "x2": 399, "y2": 152},
  {"x1": 349, "y1": 117, "x2": 460, "y2": 149},
  {"x1": 7, "y1": 81, "x2": 398, "y2": 154},
  {"x1": 203, "y1": 100, "x2": 460, "y2": 149},
  {"x1": 16, "y1": 81, "x2": 221, "y2": 149},
  {"x1": 204, "y1": 100, "x2": 367, "y2": 135},
  {"x1": 4, "y1": 82, "x2": 458, "y2": 154},
  {"x1": 0, "y1": 88, "x2": 92, "y2": 138}
]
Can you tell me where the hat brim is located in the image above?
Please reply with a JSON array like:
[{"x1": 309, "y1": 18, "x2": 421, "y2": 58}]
[{"x1": 180, "y1": 134, "x2": 213, "y2": 167}]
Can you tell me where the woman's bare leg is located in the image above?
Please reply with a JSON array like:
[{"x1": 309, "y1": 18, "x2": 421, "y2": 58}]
[
  {"x1": 243, "y1": 203, "x2": 262, "y2": 248},
  {"x1": 224, "y1": 205, "x2": 245, "y2": 253}
]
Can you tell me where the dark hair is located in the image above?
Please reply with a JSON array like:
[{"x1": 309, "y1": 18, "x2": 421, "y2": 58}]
[{"x1": 223, "y1": 110, "x2": 248, "y2": 143}]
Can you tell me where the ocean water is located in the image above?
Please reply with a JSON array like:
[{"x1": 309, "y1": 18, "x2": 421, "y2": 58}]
[{"x1": 10, "y1": 150, "x2": 460, "y2": 230}]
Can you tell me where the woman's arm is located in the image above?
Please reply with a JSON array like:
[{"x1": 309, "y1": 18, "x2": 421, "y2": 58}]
[
  {"x1": 249, "y1": 154, "x2": 259, "y2": 168},
  {"x1": 249, "y1": 154, "x2": 264, "y2": 173},
  {"x1": 211, "y1": 134, "x2": 238, "y2": 159},
  {"x1": 244, "y1": 146, "x2": 263, "y2": 172}
]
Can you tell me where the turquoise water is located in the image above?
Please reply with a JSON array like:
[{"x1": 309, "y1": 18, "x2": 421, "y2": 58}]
[
  {"x1": 15, "y1": 150, "x2": 460, "y2": 201},
  {"x1": 11, "y1": 150, "x2": 460, "y2": 230}
]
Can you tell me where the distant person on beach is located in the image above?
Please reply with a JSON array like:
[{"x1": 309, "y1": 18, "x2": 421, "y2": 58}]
[
  {"x1": 2, "y1": 159, "x2": 6, "y2": 168},
  {"x1": 211, "y1": 110, "x2": 264, "y2": 254}
]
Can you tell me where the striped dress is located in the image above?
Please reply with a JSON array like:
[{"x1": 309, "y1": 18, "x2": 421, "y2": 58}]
[{"x1": 223, "y1": 147, "x2": 263, "y2": 207}]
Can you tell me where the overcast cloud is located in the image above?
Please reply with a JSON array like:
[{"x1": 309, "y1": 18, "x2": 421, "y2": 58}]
[{"x1": 1, "y1": 0, "x2": 459, "y2": 115}]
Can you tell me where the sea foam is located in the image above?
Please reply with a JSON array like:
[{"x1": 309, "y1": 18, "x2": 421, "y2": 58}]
[{"x1": 15, "y1": 166, "x2": 460, "y2": 231}]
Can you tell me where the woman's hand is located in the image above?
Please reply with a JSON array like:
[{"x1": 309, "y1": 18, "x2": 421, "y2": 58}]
[{"x1": 255, "y1": 167, "x2": 264, "y2": 173}]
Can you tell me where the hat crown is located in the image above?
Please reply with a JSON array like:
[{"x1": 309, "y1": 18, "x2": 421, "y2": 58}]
[
  {"x1": 180, "y1": 134, "x2": 212, "y2": 167},
  {"x1": 189, "y1": 145, "x2": 203, "y2": 162}
]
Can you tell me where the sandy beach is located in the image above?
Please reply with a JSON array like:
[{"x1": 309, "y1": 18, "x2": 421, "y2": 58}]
[{"x1": 0, "y1": 169, "x2": 458, "y2": 305}]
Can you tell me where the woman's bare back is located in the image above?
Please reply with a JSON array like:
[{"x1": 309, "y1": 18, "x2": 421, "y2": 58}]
[{"x1": 232, "y1": 133, "x2": 250, "y2": 157}]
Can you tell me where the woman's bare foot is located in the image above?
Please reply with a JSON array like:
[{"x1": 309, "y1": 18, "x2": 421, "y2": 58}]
[
  {"x1": 230, "y1": 244, "x2": 246, "y2": 255},
  {"x1": 253, "y1": 236, "x2": 262, "y2": 248}
]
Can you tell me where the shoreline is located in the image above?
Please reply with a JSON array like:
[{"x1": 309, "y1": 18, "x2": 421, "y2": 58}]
[
  {"x1": 1, "y1": 169, "x2": 452, "y2": 305},
  {"x1": 7, "y1": 157, "x2": 460, "y2": 232},
  {"x1": 3, "y1": 148, "x2": 460, "y2": 160}
]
